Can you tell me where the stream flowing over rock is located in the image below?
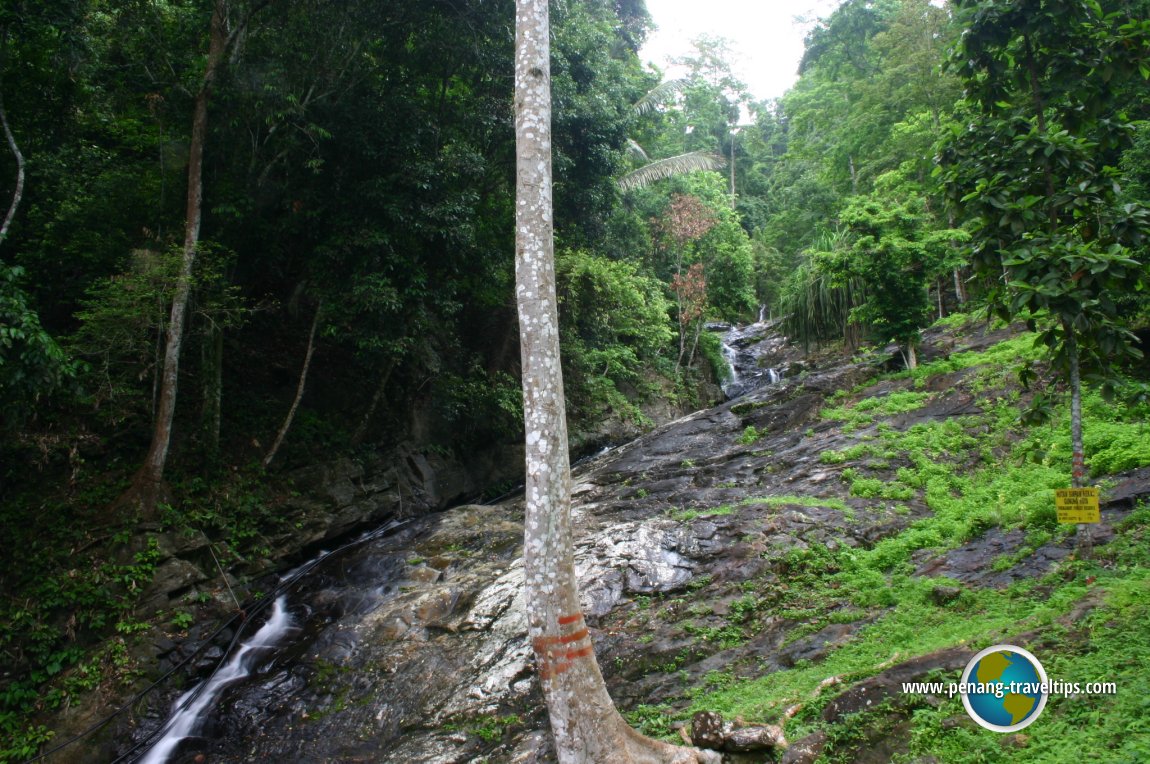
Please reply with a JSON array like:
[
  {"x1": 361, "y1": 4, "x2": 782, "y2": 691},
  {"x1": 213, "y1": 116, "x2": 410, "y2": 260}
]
[
  {"x1": 100, "y1": 321, "x2": 1149, "y2": 764},
  {"x1": 710, "y1": 317, "x2": 795, "y2": 400}
]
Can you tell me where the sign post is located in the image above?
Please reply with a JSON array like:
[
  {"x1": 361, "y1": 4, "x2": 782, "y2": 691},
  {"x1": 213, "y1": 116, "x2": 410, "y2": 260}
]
[{"x1": 1055, "y1": 487, "x2": 1100, "y2": 525}]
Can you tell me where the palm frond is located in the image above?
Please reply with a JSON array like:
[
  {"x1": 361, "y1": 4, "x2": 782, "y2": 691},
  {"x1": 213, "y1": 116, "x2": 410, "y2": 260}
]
[
  {"x1": 626, "y1": 138, "x2": 649, "y2": 161},
  {"x1": 616, "y1": 151, "x2": 726, "y2": 192},
  {"x1": 634, "y1": 78, "x2": 690, "y2": 116},
  {"x1": 780, "y1": 261, "x2": 867, "y2": 352}
]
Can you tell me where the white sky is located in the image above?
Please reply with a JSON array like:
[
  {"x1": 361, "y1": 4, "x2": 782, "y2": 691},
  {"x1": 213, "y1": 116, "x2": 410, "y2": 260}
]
[{"x1": 640, "y1": 0, "x2": 845, "y2": 102}]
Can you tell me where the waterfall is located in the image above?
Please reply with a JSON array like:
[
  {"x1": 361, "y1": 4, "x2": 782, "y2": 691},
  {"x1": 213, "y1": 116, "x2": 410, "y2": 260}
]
[
  {"x1": 767, "y1": 368, "x2": 781, "y2": 384},
  {"x1": 139, "y1": 597, "x2": 294, "y2": 764},
  {"x1": 757, "y1": 304, "x2": 766, "y2": 323},
  {"x1": 720, "y1": 341, "x2": 740, "y2": 396}
]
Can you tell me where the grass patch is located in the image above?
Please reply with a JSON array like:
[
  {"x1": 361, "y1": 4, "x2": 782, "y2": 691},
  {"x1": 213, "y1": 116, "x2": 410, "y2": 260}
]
[
  {"x1": 894, "y1": 331, "x2": 1046, "y2": 386},
  {"x1": 743, "y1": 495, "x2": 850, "y2": 511},
  {"x1": 670, "y1": 505, "x2": 736, "y2": 522},
  {"x1": 672, "y1": 496, "x2": 852, "y2": 523}
]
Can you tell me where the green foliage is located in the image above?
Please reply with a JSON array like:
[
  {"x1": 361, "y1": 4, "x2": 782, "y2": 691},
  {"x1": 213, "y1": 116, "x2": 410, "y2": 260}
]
[
  {"x1": 779, "y1": 252, "x2": 867, "y2": 353},
  {"x1": 670, "y1": 505, "x2": 735, "y2": 522},
  {"x1": 739, "y1": 425, "x2": 765, "y2": 445},
  {"x1": 170, "y1": 610, "x2": 194, "y2": 630},
  {"x1": 467, "y1": 713, "x2": 522, "y2": 743},
  {"x1": 556, "y1": 248, "x2": 674, "y2": 423},
  {"x1": 671, "y1": 495, "x2": 850, "y2": 523},
  {"x1": 682, "y1": 620, "x2": 745, "y2": 649},
  {"x1": 821, "y1": 390, "x2": 931, "y2": 431},
  {"x1": 696, "y1": 329, "x2": 729, "y2": 386},
  {"x1": 625, "y1": 704, "x2": 677, "y2": 739},
  {"x1": 0, "y1": 716, "x2": 54, "y2": 764},
  {"x1": 699, "y1": 219, "x2": 756, "y2": 322},
  {"x1": 812, "y1": 196, "x2": 966, "y2": 359},
  {"x1": 939, "y1": 0, "x2": 1150, "y2": 389},
  {"x1": 848, "y1": 476, "x2": 915, "y2": 500},
  {"x1": 8, "y1": 0, "x2": 1150, "y2": 755},
  {"x1": 0, "y1": 526, "x2": 161, "y2": 736},
  {"x1": 69, "y1": 245, "x2": 246, "y2": 428},
  {"x1": 435, "y1": 368, "x2": 524, "y2": 445},
  {"x1": 820, "y1": 443, "x2": 873, "y2": 464},
  {"x1": 0, "y1": 266, "x2": 76, "y2": 424},
  {"x1": 744, "y1": 495, "x2": 850, "y2": 511}
]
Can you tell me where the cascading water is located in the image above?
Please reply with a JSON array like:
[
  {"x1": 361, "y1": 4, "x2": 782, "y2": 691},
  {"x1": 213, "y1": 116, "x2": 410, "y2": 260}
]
[
  {"x1": 717, "y1": 318, "x2": 787, "y2": 399},
  {"x1": 139, "y1": 596, "x2": 294, "y2": 764},
  {"x1": 720, "y1": 341, "x2": 741, "y2": 397}
]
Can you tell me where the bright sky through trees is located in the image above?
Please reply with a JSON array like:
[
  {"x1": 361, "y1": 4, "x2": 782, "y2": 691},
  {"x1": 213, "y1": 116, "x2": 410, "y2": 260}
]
[{"x1": 641, "y1": 0, "x2": 845, "y2": 100}]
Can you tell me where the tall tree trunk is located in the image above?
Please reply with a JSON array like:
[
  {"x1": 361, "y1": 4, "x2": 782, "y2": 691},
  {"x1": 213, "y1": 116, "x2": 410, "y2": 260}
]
[
  {"x1": 1064, "y1": 320, "x2": 1091, "y2": 557},
  {"x1": 903, "y1": 341, "x2": 917, "y2": 370},
  {"x1": 263, "y1": 300, "x2": 321, "y2": 469},
  {"x1": 513, "y1": 2, "x2": 717, "y2": 761},
  {"x1": 0, "y1": 90, "x2": 24, "y2": 247},
  {"x1": 728, "y1": 130, "x2": 736, "y2": 209},
  {"x1": 125, "y1": 0, "x2": 230, "y2": 517},
  {"x1": 685, "y1": 317, "x2": 704, "y2": 370},
  {"x1": 201, "y1": 318, "x2": 224, "y2": 466},
  {"x1": 948, "y1": 212, "x2": 967, "y2": 306},
  {"x1": 350, "y1": 359, "x2": 394, "y2": 446},
  {"x1": 674, "y1": 287, "x2": 688, "y2": 374}
]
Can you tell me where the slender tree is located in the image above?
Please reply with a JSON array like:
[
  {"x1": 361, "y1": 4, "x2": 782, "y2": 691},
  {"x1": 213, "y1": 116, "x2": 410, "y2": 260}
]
[
  {"x1": 263, "y1": 299, "x2": 321, "y2": 469},
  {"x1": 0, "y1": 91, "x2": 24, "y2": 247},
  {"x1": 513, "y1": 0, "x2": 718, "y2": 761},
  {"x1": 939, "y1": 0, "x2": 1150, "y2": 551},
  {"x1": 122, "y1": 0, "x2": 270, "y2": 516}
]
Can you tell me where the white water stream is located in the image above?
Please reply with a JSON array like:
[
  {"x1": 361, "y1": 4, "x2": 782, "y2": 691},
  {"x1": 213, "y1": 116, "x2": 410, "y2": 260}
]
[
  {"x1": 719, "y1": 320, "x2": 783, "y2": 399},
  {"x1": 720, "y1": 341, "x2": 741, "y2": 395},
  {"x1": 138, "y1": 596, "x2": 294, "y2": 764}
]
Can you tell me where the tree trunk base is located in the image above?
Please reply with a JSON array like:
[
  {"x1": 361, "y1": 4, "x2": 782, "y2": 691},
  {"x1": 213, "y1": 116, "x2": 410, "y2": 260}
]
[
  {"x1": 113, "y1": 470, "x2": 172, "y2": 522},
  {"x1": 618, "y1": 724, "x2": 722, "y2": 764}
]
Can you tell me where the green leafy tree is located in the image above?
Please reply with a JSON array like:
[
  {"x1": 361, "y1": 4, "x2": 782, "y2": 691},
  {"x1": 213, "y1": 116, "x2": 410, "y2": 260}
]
[
  {"x1": 938, "y1": 0, "x2": 1150, "y2": 519},
  {"x1": 815, "y1": 196, "x2": 963, "y2": 368},
  {"x1": 556, "y1": 248, "x2": 673, "y2": 422},
  {"x1": 699, "y1": 217, "x2": 756, "y2": 322},
  {"x1": 0, "y1": 265, "x2": 74, "y2": 425}
]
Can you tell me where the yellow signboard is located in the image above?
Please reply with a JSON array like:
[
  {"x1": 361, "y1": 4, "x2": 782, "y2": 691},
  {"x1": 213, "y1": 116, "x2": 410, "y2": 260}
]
[{"x1": 1055, "y1": 487, "x2": 1100, "y2": 524}]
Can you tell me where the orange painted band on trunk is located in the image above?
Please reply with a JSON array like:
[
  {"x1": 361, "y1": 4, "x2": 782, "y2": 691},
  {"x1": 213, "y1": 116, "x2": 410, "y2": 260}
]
[
  {"x1": 540, "y1": 661, "x2": 572, "y2": 680},
  {"x1": 565, "y1": 645, "x2": 593, "y2": 660},
  {"x1": 558, "y1": 613, "x2": 583, "y2": 626},
  {"x1": 560, "y1": 628, "x2": 589, "y2": 644},
  {"x1": 535, "y1": 643, "x2": 594, "y2": 681}
]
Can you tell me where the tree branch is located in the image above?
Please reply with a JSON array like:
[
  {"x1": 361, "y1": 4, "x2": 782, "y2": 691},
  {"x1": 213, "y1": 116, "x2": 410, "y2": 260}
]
[{"x1": 0, "y1": 90, "x2": 26, "y2": 247}]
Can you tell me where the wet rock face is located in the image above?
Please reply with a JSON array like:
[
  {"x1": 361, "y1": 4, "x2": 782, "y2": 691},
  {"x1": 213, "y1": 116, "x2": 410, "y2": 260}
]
[
  {"x1": 131, "y1": 442, "x2": 525, "y2": 622},
  {"x1": 116, "y1": 326, "x2": 898, "y2": 762},
  {"x1": 114, "y1": 320, "x2": 1150, "y2": 764},
  {"x1": 119, "y1": 328, "x2": 913, "y2": 763},
  {"x1": 717, "y1": 318, "x2": 800, "y2": 399}
]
